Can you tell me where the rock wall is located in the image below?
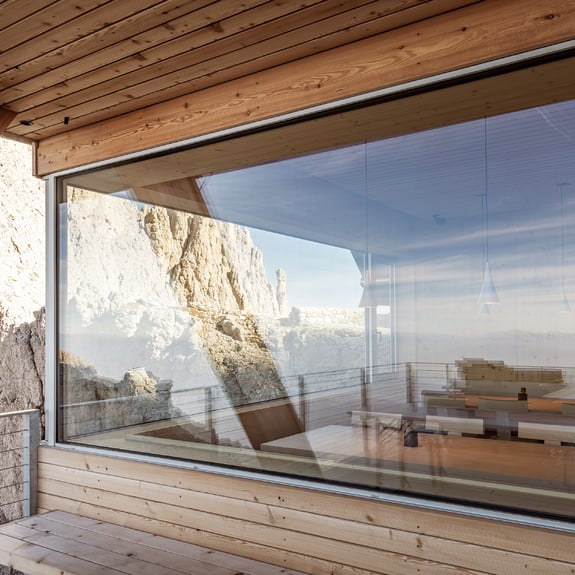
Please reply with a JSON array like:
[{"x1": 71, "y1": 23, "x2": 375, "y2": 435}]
[
  {"x1": 0, "y1": 137, "x2": 45, "y2": 528},
  {"x1": 0, "y1": 138, "x2": 45, "y2": 415},
  {"x1": 62, "y1": 189, "x2": 283, "y2": 387},
  {"x1": 142, "y1": 206, "x2": 279, "y2": 315}
]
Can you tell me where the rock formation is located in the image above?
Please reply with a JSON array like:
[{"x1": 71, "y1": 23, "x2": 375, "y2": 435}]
[
  {"x1": 140, "y1": 204, "x2": 289, "y2": 408},
  {"x1": 0, "y1": 138, "x2": 45, "y2": 527},
  {"x1": 276, "y1": 268, "x2": 289, "y2": 316},
  {"x1": 0, "y1": 140, "x2": 381, "y2": 451},
  {"x1": 60, "y1": 351, "x2": 173, "y2": 437},
  {"x1": 0, "y1": 138, "x2": 45, "y2": 415}
]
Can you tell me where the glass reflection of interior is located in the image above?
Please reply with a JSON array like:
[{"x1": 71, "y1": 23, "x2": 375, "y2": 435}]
[{"x1": 58, "y1": 99, "x2": 575, "y2": 519}]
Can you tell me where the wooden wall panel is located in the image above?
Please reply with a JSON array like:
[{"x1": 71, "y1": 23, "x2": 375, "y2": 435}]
[
  {"x1": 35, "y1": 0, "x2": 575, "y2": 176},
  {"x1": 37, "y1": 447, "x2": 575, "y2": 575}
]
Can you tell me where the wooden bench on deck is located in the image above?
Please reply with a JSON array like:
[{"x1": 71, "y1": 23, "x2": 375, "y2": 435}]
[
  {"x1": 517, "y1": 422, "x2": 575, "y2": 446},
  {"x1": 0, "y1": 511, "x2": 307, "y2": 575}
]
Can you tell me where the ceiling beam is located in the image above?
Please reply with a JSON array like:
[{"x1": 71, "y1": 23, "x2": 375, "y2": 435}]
[{"x1": 0, "y1": 107, "x2": 16, "y2": 135}]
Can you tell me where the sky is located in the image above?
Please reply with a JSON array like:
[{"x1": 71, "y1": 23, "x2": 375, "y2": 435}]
[{"x1": 249, "y1": 227, "x2": 363, "y2": 309}]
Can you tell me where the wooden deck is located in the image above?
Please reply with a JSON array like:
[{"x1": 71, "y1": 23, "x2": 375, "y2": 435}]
[
  {"x1": 31, "y1": 446, "x2": 575, "y2": 575},
  {"x1": 0, "y1": 511, "x2": 306, "y2": 575}
]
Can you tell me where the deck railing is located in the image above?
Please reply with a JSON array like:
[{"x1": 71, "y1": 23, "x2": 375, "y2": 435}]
[{"x1": 0, "y1": 409, "x2": 40, "y2": 524}]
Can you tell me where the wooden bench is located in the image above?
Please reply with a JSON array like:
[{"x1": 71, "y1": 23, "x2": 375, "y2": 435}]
[
  {"x1": 350, "y1": 410, "x2": 402, "y2": 429},
  {"x1": 0, "y1": 511, "x2": 307, "y2": 575},
  {"x1": 477, "y1": 398, "x2": 528, "y2": 412},
  {"x1": 425, "y1": 415, "x2": 484, "y2": 436},
  {"x1": 517, "y1": 422, "x2": 575, "y2": 445},
  {"x1": 424, "y1": 397, "x2": 467, "y2": 409}
]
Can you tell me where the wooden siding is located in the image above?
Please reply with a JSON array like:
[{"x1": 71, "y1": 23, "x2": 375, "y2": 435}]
[
  {"x1": 34, "y1": 0, "x2": 575, "y2": 176},
  {"x1": 37, "y1": 446, "x2": 575, "y2": 575},
  {"x1": 0, "y1": 0, "x2": 479, "y2": 142}
]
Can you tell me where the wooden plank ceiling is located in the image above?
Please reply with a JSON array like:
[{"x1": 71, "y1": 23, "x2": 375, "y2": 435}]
[{"x1": 0, "y1": 0, "x2": 481, "y2": 143}]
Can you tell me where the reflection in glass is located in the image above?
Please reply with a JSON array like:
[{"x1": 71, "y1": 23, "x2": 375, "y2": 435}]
[{"x1": 58, "y1": 99, "x2": 575, "y2": 519}]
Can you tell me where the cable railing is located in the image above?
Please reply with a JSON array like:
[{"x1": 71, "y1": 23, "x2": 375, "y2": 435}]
[
  {"x1": 0, "y1": 409, "x2": 40, "y2": 524},
  {"x1": 62, "y1": 361, "x2": 575, "y2": 446}
]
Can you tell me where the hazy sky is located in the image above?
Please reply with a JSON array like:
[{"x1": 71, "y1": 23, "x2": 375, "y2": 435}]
[{"x1": 249, "y1": 227, "x2": 363, "y2": 309}]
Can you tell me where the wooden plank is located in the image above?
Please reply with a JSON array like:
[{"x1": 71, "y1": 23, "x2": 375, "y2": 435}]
[
  {"x1": 0, "y1": 0, "x2": 201, "y2": 80},
  {"x1": 38, "y1": 490, "x2": 575, "y2": 575},
  {"x1": 0, "y1": 0, "x2": 285, "y2": 104},
  {"x1": 41, "y1": 51, "x2": 575, "y2": 177},
  {"x1": 7, "y1": 0, "x2": 466, "y2": 128},
  {"x1": 0, "y1": 523, "x2": 173, "y2": 575},
  {"x1": 37, "y1": 446, "x2": 575, "y2": 565},
  {"x1": 39, "y1": 493, "x2": 498, "y2": 575},
  {"x1": 35, "y1": 0, "x2": 575, "y2": 174},
  {"x1": 0, "y1": 0, "x2": 57, "y2": 32},
  {"x1": 0, "y1": 0, "x2": 113, "y2": 58},
  {"x1": 0, "y1": 531, "x2": 126, "y2": 575},
  {"x1": 62, "y1": 53, "x2": 575, "y2": 203},
  {"x1": 28, "y1": 511, "x2": 307, "y2": 575},
  {"x1": 1, "y1": 517, "x2": 275, "y2": 575},
  {"x1": 37, "y1": 497, "x2": 371, "y2": 575},
  {"x1": 0, "y1": 0, "x2": 214, "y2": 105},
  {"x1": 36, "y1": 468, "x2": 575, "y2": 575}
]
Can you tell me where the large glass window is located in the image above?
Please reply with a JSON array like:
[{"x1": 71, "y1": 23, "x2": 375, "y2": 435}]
[{"x1": 57, "y1": 92, "x2": 575, "y2": 519}]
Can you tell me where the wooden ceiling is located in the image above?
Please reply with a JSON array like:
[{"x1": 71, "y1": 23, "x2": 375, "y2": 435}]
[{"x1": 0, "y1": 0, "x2": 481, "y2": 143}]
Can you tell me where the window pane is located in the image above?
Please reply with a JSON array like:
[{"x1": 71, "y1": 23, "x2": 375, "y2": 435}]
[{"x1": 58, "y1": 98, "x2": 575, "y2": 520}]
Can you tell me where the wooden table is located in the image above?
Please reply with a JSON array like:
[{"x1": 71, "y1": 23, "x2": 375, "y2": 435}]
[{"x1": 260, "y1": 425, "x2": 575, "y2": 484}]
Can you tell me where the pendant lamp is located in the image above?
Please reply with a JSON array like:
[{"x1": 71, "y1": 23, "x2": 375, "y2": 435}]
[
  {"x1": 558, "y1": 182, "x2": 570, "y2": 312},
  {"x1": 478, "y1": 118, "x2": 499, "y2": 307}
]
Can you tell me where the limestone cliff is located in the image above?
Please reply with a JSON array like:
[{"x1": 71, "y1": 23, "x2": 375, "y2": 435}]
[
  {"x1": 141, "y1": 205, "x2": 286, "y2": 404},
  {"x1": 0, "y1": 138, "x2": 45, "y2": 414},
  {"x1": 142, "y1": 207, "x2": 279, "y2": 315}
]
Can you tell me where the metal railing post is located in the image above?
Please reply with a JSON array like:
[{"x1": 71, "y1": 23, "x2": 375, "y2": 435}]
[
  {"x1": 405, "y1": 362, "x2": 413, "y2": 403},
  {"x1": 360, "y1": 368, "x2": 370, "y2": 412},
  {"x1": 205, "y1": 387, "x2": 216, "y2": 444},
  {"x1": 0, "y1": 409, "x2": 40, "y2": 520},
  {"x1": 298, "y1": 376, "x2": 306, "y2": 430}
]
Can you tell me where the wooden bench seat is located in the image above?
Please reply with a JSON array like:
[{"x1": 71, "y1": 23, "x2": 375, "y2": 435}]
[
  {"x1": 425, "y1": 415, "x2": 484, "y2": 436},
  {"x1": 0, "y1": 511, "x2": 307, "y2": 575},
  {"x1": 350, "y1": 410, "x2": 402, "y2": 429},
  {"x1": 517, "y1": 422, "x2": 575, "y2": 445}
]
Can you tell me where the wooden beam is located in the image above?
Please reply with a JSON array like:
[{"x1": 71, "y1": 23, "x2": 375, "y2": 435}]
[
  {"x1": 0, "y1": 106, "x2": 16, "y2": 134},
  {"x1": 36, "y1": 0, "x2": 575, "y2": 175}
]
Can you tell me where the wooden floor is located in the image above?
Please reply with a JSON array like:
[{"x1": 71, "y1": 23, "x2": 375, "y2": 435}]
[{"x1": 0, "y1": 511, "x2": 307, "y2": 575}]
